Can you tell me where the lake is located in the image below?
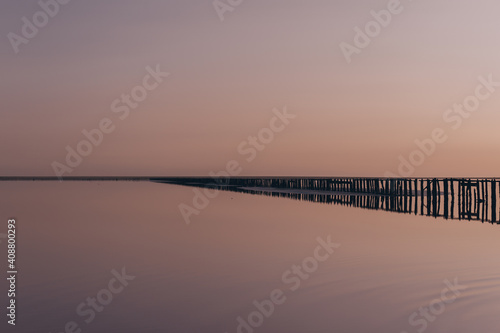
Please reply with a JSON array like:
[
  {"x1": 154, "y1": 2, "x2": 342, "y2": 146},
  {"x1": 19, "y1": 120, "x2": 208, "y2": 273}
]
[{"x1": 1, "y1": 180, "x2": 499, "y2": 333}]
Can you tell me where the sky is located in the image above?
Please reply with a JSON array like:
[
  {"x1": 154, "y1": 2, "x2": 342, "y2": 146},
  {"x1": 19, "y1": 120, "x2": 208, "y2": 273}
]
[{"x1": 1, "y1": 0, "x2": 500, "y2": 177}]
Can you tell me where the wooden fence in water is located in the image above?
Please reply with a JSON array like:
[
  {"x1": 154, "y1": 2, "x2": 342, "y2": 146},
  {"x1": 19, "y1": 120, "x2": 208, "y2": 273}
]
[{"x1": 162, "y1": 177, "x2": 500, "y2": 224}]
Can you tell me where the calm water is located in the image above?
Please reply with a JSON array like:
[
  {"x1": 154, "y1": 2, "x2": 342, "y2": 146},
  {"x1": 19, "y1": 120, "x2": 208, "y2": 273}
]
[{"x1": 1, "y1": 181, "x2": 500, "y2": 332}]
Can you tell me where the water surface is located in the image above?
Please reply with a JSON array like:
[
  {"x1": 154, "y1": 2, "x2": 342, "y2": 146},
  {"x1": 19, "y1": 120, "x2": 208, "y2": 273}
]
[{"x1": 1, "y1": 181, "x2": 499, "y2": 333}]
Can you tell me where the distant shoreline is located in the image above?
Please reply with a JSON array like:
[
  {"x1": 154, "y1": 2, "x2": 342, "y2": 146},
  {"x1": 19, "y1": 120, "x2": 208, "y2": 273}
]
[{"x1": 2, "y1": 176, "x2": 500, "y2": 181}]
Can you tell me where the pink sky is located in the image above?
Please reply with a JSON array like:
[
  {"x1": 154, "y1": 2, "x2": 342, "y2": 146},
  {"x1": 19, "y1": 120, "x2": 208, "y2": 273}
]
[{"x1": 1, "y1": 0, "x2": 500, "y2": 177}]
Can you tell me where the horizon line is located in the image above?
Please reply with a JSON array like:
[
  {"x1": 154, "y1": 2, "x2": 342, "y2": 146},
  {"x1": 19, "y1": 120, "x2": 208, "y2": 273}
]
[{"x1": 3, "y1": 176, "x2": 500, "y2": 181}]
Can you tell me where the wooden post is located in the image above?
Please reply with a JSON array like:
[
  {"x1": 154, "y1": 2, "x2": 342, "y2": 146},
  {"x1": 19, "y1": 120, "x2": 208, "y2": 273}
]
[
  {"x1": 492, "y1": 180, "x2": 497, "y2": 223},
  {"x1": 444, "y1": 179, "x2": 449, "y2": 219}
]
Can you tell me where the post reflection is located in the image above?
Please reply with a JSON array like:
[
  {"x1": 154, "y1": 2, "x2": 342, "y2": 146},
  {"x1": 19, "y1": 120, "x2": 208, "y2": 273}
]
[{"x1": 159, "y1": 177, "x2": 500, "y2": 225}]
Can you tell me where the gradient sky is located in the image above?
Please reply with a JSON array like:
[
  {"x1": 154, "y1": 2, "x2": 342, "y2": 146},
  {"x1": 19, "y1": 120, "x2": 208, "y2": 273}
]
[{"x1": 2, "y1": 0, "x2": 500, "y2": 177}]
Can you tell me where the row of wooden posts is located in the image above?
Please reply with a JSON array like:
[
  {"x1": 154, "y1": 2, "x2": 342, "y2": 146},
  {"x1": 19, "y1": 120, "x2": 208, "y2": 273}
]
[
  {"x1": 168, "y1": 177, "x2": 500, "y2": 223},
  {"x1": 176, "y1": 177, "x2": 497, "y2": 197}
]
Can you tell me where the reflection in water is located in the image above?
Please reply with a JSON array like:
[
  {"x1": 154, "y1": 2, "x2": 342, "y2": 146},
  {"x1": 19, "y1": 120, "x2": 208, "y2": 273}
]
[
  {"x1": 4, "y1": 181, "x2": 500, "y2": 332},
  {"x1": 159, "y1": 177, "x2": 500, "y2": 225}
]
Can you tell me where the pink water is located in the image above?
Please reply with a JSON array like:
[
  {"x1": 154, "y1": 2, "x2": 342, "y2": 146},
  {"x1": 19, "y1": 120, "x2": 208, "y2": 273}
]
[{"x1": 1, "y1": 181, "x2": 499, "y2": 332}]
